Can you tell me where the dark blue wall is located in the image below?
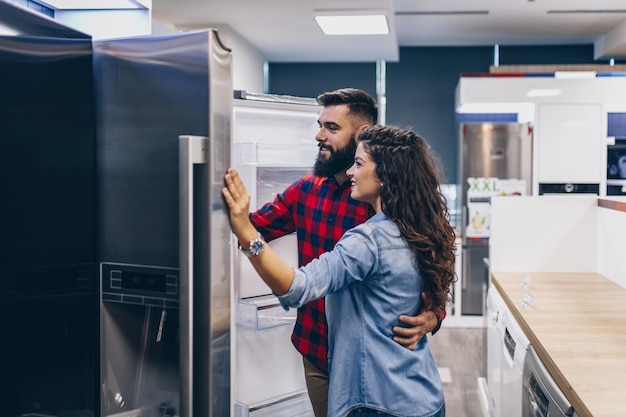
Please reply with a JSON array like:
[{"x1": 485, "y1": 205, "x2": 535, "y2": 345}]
[
  {"x1": 268, "y1": 62, "x2": 377, "y2": 99},
  {"x1": 268, "y1": 44, "x2": 609, "y2": 183},
  {"x1": 386, "y1": 47, "x2": 492, "y2": 184}
]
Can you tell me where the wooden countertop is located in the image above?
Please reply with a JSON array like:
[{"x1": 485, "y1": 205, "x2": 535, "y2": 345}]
[{"x1": 491, "y1": 272, "x2": 626, "y2": 417}]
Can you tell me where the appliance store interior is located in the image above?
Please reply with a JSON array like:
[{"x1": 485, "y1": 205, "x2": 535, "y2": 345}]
[{"x1": 1, "y1": 2, "x2": 625, "y2": 417}]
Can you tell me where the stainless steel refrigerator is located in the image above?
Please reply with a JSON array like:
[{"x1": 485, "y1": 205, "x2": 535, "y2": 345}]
[
  {"x1": 94, "y1": 29, "x2": 233, "y2": 417},
  {"x1": 0, "y1": 3, "x2": 99, "y2": 416},
  {"x1": 94, "y1": 31, "x2": 319, "y2": 416},
  {"x1": 459, "y1": 122, "x2": 532, "y2": 315}
]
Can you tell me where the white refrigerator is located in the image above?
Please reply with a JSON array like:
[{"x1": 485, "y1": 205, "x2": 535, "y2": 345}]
[{"x1": 231, "y1": 91, "x2": 321, "y2": 417}]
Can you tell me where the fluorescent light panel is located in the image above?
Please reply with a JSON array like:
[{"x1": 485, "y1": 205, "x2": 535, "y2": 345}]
[{"x1": 315, "y1": 14, "x2": 389, "y2": 35}]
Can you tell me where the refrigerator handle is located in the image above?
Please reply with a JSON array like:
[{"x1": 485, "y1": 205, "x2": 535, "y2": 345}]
[{"x1": 179, "y1": 135, "x2": 208, "y2": 417}]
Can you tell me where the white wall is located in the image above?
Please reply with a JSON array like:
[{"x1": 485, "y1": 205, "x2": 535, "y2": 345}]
[
  {"x1": 56, "y1": 9, "x2": 151, "y2": 39},
  {"x1": 159, "y1": 22, "x2": 265, "y2": 94},
  {"x1": 490, "y1": 195, "x2": 626, "y2": 289},
  {"x1": 489, "y1": 195, "x2": 598, "y2": 272},
  {"x1": 597, "y1": 199, "x2": 626, "y2": 288},
  {"x1": 209, "y1": 24, "x2": 265, "y2": 93}
]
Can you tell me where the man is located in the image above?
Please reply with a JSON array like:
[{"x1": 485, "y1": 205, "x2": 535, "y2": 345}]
[{"x1": 250, "y1": 88, "x2": 443, "y2": 417}]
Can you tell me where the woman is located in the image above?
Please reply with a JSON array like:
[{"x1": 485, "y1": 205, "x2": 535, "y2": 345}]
[{"x1": 223, "y1": 124, "x2": 457, "y2": 417}]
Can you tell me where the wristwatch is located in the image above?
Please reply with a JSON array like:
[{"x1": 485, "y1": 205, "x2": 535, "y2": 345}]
[{"x1": 241, "y1": 232, "x2": 266, "y2": 257}]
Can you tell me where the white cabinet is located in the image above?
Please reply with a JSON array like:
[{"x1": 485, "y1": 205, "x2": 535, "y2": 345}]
[{"x1": 536, "y1": 103, "x2": 604, "y2": 184}]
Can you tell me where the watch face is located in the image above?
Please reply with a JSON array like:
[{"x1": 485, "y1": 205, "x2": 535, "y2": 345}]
[
  {"x1": 249, "y1": 238, "x2": 264, "y2": 256},
  {"x1": 244, "y1": 234, "x2": 265, "y2": 257}
]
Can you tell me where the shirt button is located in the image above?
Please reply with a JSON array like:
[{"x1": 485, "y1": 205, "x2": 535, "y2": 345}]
[{"x1": 328, "y1": 216, "x2": 335, "y2": 223}]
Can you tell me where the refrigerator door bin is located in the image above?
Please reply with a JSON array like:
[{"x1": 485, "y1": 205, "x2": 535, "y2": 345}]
[
  {"x1": 235, "y1": 392, "x2": 313, "y2": 417},
  {"x1": 237, "y1": 295, "x2": 297, "y2": 330}
]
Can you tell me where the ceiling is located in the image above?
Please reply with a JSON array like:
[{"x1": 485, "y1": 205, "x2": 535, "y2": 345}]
[{"x1": 150, "y1": 0, "x2": 626, "y2": 63}]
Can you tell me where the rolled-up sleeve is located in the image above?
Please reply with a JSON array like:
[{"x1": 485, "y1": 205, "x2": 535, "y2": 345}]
[{"x1": 277, "y1": 226, "x2": 378, "y2": 309}]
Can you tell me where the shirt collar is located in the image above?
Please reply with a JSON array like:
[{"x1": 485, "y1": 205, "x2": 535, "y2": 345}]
[
  {"x1": 368, "y1": 211, "x2": 387, "y2": 223},
  {"x1": 321, "y1": 174, "x2": 352, "y2": 190}
]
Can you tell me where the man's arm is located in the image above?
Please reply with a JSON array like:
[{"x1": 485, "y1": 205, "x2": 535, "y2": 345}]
[{"x1": 392, "y1": 292, "x2": 446, "y2": 350}]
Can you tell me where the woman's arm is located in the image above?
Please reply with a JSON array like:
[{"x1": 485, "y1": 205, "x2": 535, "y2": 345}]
[{"x1": 222, "y1": 167, "x2": 295, "y2": 295}]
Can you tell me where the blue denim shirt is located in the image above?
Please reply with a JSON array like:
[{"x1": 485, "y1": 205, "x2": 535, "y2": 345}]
[{"x1": 278, "y1": 212, "x2": 445, "y2": 417}]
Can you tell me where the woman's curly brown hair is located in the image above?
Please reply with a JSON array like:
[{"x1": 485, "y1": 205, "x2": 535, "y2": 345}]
[{"x1": 358, "y1": 125, "x2": 457, "y2": 317}]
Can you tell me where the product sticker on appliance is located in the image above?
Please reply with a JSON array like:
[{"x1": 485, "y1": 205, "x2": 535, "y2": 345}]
[{"x1": 466, "y1": 177, "x2": 526, "y2": 238}]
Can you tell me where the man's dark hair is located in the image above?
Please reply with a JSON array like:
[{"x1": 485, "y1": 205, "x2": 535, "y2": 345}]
[{"x1": 316, "y1": 88, "x2": 378, "y2": 125}]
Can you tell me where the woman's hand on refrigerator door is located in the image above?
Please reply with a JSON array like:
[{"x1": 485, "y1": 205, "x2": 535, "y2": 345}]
[
  {"x1": 222, "y1": 167, "x2": 258, "y2": 244},
  {"x1": 222, "y1": 167, "x2": 295, "y2": 296}
]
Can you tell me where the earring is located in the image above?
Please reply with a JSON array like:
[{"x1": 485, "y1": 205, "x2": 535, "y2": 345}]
[{"x1": 380, "y1": 183, "x2": 384, "y2": 187}]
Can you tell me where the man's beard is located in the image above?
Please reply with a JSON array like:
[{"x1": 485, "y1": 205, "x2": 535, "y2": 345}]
[{"x1": 313, "y1": 135, "x2": 357, "y2": 178}]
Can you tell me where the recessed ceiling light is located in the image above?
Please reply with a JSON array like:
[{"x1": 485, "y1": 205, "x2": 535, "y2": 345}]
[
  {"x1": 315, "y1": 14, "x2": 389, "y2": 35},
  {"x1": 526, "y1": 89, "x2": 562, "y2": 98}
]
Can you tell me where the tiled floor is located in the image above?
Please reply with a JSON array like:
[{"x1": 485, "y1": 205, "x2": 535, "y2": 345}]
[{"x1": 428, "y1": 326, "x2": 487, "y2": 417}]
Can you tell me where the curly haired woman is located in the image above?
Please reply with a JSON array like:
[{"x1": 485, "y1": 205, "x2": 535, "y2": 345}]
[{"x1": 223, "y1": 124, "x2": 457, "y2": 417}]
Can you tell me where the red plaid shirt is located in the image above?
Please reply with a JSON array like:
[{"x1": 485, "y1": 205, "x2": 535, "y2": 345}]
[{"x1": 250, "y1": 173, "x2": 369, "y2": 371}]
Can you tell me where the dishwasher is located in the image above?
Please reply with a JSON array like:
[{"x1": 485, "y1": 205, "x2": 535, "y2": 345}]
[
  {"x1": 486, "y1": 285, "x2": 508, "y2": 417},
  {"x1": 500, "y1": 310, "x2": 531, "y2": 417},
  {"x1": 522, "y1": 345, "x2": 578, "y2": 417}
]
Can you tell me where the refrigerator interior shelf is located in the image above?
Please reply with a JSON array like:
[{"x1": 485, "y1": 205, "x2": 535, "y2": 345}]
[{"x1": 237, "y1": 295, "x2": 297, "y2": 330}]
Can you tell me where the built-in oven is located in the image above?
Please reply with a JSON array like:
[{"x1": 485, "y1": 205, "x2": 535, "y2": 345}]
[{"x1": 538, "y1": 183, "x2": 599, "y2": 195}]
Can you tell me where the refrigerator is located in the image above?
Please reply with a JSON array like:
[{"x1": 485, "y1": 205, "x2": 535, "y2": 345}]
[
  {"x1": 94, "y1": 30, "x2": 319, "y2": 416},
  {"x1": 0, "y1": 3, "x2": 99, "y2": 416},
  {"x1": 94, "y1": 29, "x2": 233, "y2": 417},
  {"x1": 459, "y1": 122, "x2": 532, "y2": 315}
]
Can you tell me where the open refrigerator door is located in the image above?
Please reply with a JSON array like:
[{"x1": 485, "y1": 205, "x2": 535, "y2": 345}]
[{"x1": 232, "y1": 92, "x2": 320, "y2": 417}]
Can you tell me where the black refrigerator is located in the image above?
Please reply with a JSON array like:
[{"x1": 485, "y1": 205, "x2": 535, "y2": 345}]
[
  {"x1": 0, "y1": 3, "x2": 99, "y2": 416},
  {"x1": 459, "y1": 122, "x2": 532, "y2": 315}
]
